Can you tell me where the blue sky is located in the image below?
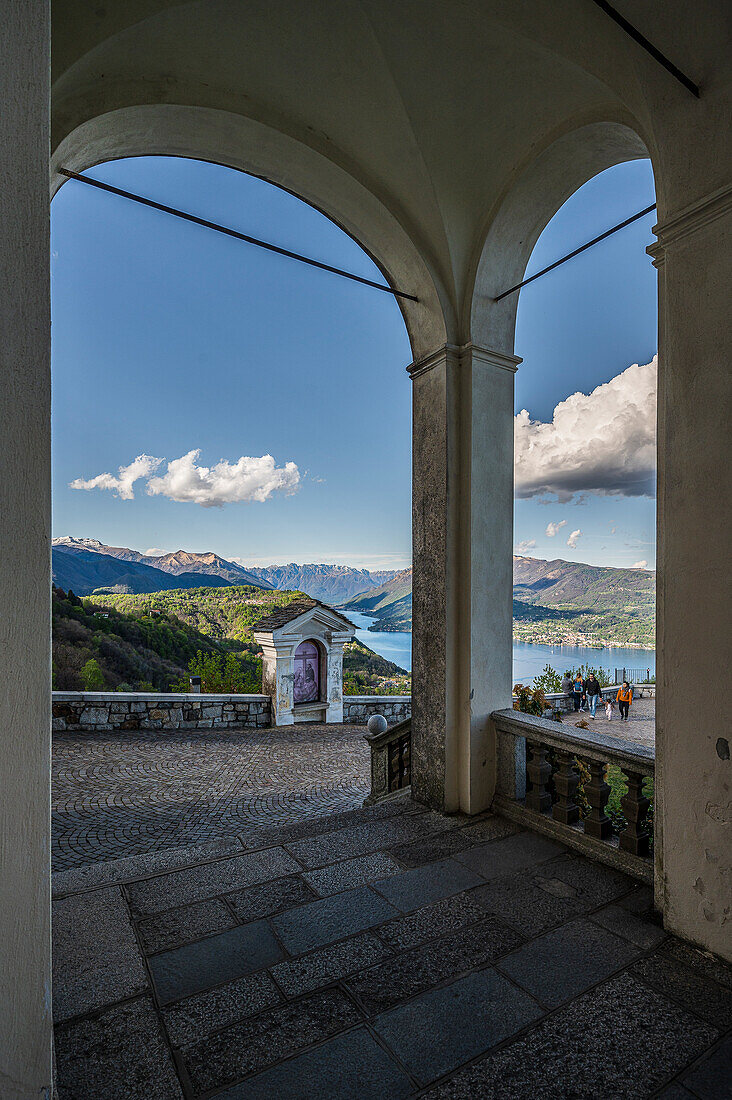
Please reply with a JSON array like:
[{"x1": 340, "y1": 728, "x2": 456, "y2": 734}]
[{"x1": 51, "y1": 156, "x2": 657, "y2": 571}]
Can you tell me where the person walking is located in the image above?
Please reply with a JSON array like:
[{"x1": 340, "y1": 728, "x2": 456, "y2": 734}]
[
  {"x1": 616, "y1": 680, "x2": 633, "y2": 721},
  {"x1": 585, "y1": 673, "x2": 601, "y2": 719},
  {"x1": 561, "y1": 672, "x2": 572, "y2": 707},
  {"x1": 572, "y1": 673, "x2": 584, "y2": 712}
]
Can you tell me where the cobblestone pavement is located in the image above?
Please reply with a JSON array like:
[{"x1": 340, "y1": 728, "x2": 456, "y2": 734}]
[
  {"x1": 52, "y1": 723, "x2": 370, "y2": 871},
  {"x1": 52, "y1": 794, "x2": 731, "y2": 1100}
]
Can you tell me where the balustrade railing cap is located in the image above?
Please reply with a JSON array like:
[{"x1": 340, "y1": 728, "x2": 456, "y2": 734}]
[{"x1": 491, "y1": 707, "x2": 654, "y2": 773}]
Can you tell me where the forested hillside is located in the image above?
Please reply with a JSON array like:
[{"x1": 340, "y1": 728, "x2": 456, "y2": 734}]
[{"x1": 53, "y1": 584, "x2": 404, "y2": 693}]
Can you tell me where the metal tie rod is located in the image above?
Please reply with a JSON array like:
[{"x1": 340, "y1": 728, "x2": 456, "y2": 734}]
[
  {"x1": 57, "y1": 167, "x2": 419, "y2": 302},
  {"x1": 589, "y1": 0, "x2": 700, "y2": 97},
  {"x1": 493, "y1": 202, "x2": 657, "y2": 301}
]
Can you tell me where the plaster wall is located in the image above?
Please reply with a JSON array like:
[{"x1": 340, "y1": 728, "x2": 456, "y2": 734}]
[
  {"x1": 652, "y1": 188, "x2": 732, "y2": 961},
  {"x1": 0, "y1": 3, "x2": 53, "y2": 1095}
]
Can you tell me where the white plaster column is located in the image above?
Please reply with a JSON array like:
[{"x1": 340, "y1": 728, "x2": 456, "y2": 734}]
[
  {"x1": 0, "y1": 2, "x2": 53, "y2": 1094},
  {"x1": 410, "y1": 343, "x2": 519, "y2": 814},
  {"x1": 649, "y1": 186, "x2": 732, "y2": 961},
  {"x1": 325, "y1": 635, "x2": 349, "y2": 723}
]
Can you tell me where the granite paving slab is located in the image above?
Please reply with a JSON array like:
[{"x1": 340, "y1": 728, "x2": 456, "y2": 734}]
[
  {"x1": 373, "y1": 968, "x2": 543, "y2": 1086},
  {"x1": 271, "y1": 931, "x2": 392, "y2": 997},
  {"x1": 225, "y1": 874, "x2": 316, "y2": 922},
  {"x1": 180, "y1": 987, "x2": 361, "y2": 1094},
  {"x1": 370, "y1": 858, "x2": 484, "y2": 912},
  {"x1": 453, "y1": 832, "x2": 565, "y2": 880},
  {"x1": 212, "y1": 1027, "x2": 414, "y2": 1100},
  {"x1": 532, "y1": 852, "x2": 636, "y2": 908},
  {"x1": 422, "y1": 972, "x2": 718, "y2": 1100},
  {"x1": 470, "y1": 867, "x2": 586, "y2": 936},
  {"x1": 54, "y1": 996, "x2": 182, "y2": 1100},
  {"x1": 375, "y1": 892, "x2": 488, "y2": 952},
  {"x1": 126, "y1": 847, "x2": 301, "y2": 915},
  {"x1": 137, "y1": 897, "x2": 236, "y2": 955},
  {"x1": 457, "y1": 817, "x2": 520, "y2": 845},
  {"x1": 589, "y1": 903, "x2": 666, "y2": 949},
  {"x1": 283, "y1": 819, "x2": 418, "y2": 869},
  {"x1": 347, "y1": 916, "x2": 524, "y2": 1015},
  {"x1": 302, "y1": 851, "x2": 402, "y2": 896},
  {"x1": 271, "y1": 885, "x2": 400, "y2": 955},
  {"x1": 497, "y1": 917, "x2": 643, "y2": 1007},
  {"x1": 148, "y1": 920, "x2": 284, "y2": 1004},
  {"x1": 658, "y1": 938, "x2": 732, "y2": 989},
  {"x1": 162, "y1": 971, "x2": 281, "y2": 1047},
  {"x1": 678, "y1": 1034, "x2": 732, "y2": 1099},
  {"x1": 53, "y1": 887, "x2": 148, "y2": 1023},
  {"x1": 633, "y1": 952, "x2": 732, "y2": 1027},
  {"x1": 388, "y1": 829, "x2": 472, "y2": 869}
]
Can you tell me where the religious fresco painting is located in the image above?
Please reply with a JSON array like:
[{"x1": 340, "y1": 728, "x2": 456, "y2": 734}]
[{"x1": 294, "y1": 640, "x2": 320, "y2": 703}]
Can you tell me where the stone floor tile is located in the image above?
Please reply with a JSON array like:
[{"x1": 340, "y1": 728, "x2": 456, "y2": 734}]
[
  {"x1": 373, "y1": 968, "x2": 543, "y2": 1086},
  {"x1": 376, "y1": 892, "x2": 488, "y2": 952},
  {"x1": 347, "y1": 916, "x2": 523, "y2": 1015},
  {"x1": 471, "y1": 869, "x2": 585, "y2": 936},
  {"x1": 680, "y1": 1035, "x2": 732, "y2": 1099},
  {"x1": 271, "y1": 885, "x2": 400, "y2": 955},
  {"x1": 180, "y1": 987, "x2": 361, "y2": 1094},
  {"x1": 226, "y1": 874, "x2": 317, "y2": 922},
  {"x1": 531, "y1": 853, "x2": 636, "y2": 909},
  {"x1": 54, "y1": 996, "x2": 182, "y2": 1099},
  {"x1": 634, "y1": 953, "x2": 732, "y2": 1027},
  {"x1": 162, "y1": 970, "x2": 281, "y2": 1047},
  {"x1": 149, "y1": 920, "x2": 285, "y2": 1004},
  {"x1": 137, "y1": 897, "x2": 236, "y2": 955},
  {"x1": 458, "y1": 817, "x2": 520, "y2": 845},
  {"x1": 303, "y1": 852, "x2": 403, "y2": 896},
  {"x1": 590, "y1": 903, "x2": 667, "y2": 950},
  {"x1": 126, "y1": 847, "x2": 301, "y2": 915},
  {"x1": 617, "y1": 883, "x2": 656, "y2": 916},
  {"x1": 53, "y1": 887, "x2": 148, "y2": 1023},
  {"x1": 211, "y1": 1027, "x2": 414, "y2": 1100},
  {"x1": 453, "y1": 832, "x2": 565, "y2": 880},
  {"x1": 371, "y1": 858, "x2": 484, "y2": 912},
  {"x1": 659, "y1": 938, "x2": 732, "y2": 990},
  {"x1": 657, "y1": 1086, "x2": 698, "y2": 1099},
  {"x1": 284, "y1": 819, "x2": 416, "y2": 869},
  {"x1": 389, "y1": 829, "x2": 472, "y2": 869},
  {"x1": 421, "y1": 973, "x2": 717, "y2": 1100},
  {"x1": 51, "y1": 838, "x2": 244, "y2": 898},
  {"x1": 270, "y1": 931, "x2": 392, "y2": 997},
  {"x1": 498, "y1": 917, "x2": 642, "y2": 1007}
]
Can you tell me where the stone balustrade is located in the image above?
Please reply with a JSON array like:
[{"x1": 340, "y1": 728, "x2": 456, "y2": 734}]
[
  {"x1": 363, "y1": 717, "x2": 412, "y2": 804},
  {"x1": 52, "y1": 692, "x2": 271, "y2": 732},
  {"x1": 343, "y1": 695, "x2": 411, "y2": 725},
  {"x1": 492, "y1": 707, "x2": 655, "y2": 882}
]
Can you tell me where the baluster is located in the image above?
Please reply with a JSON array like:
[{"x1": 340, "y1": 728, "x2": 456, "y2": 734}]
[
  {"x1": 400, "y1": 735, "x2": 411, "y2": 787},
  {"x1": 619, "y1": 770, "x2": 650, "y2": 855},
  {"x1": 552, "y1": 750, "x2": 580, "y2": 825},
  {"x1": 388, "y1": 742, "x2": 400, "y2": 791},
  {"x1": 583, "y1": 759, "x2": 611, "y2": 839},
  {"x1": 526, "y1": 741, "x2": 552, "y2": 812}
]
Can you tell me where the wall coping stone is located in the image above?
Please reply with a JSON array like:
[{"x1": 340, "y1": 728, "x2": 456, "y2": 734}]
[{"x1": 53, "y1": 691, "x2": 269, "y2": 703}]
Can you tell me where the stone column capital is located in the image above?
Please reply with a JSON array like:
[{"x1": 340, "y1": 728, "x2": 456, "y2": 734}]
[
  {"x1": 407, "y1": 342, "x2": 520, "y2": 379},
  {"x1": 647, "y1": 184, "x2": 732, "y2": 267}
]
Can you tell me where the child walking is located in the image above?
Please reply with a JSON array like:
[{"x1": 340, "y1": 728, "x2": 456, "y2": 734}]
[{"x1": 616, "y1": 680, "x2": 633, "y2": 721}]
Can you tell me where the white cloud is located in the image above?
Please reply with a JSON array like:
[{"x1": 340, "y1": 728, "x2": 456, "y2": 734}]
[
  {"x1": 514, "y1": 358, "x2": 657, "y2": 500},
  {"x1": 545, "y1": 520, "x2": 567, "y2": 538},
  {"x1": 146, "y1": 450, "x2": 300, "y2": 507},
  {"x1": 70, "y1": 454, "x2": 161, "y2": 500},
  {"x1": 567, "y1": 529, "x2": 582, "y2": 549},
  {"x1": 144, "y1": 548, "x2": 168, "y2": 557},
  {"x1": 515, "y1": 539, "x2": 537, "y2": 555},
  {"x1": 70, "y1": 449, "x2": 300, "y2": 508},
  {"x1": 631, "y1": 560, "x2": 648, "y2": 569}
]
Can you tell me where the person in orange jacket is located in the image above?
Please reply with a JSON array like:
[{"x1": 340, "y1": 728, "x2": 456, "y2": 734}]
[{"x1": 616, "y1": 680, "x2": 633, "y2": 721}]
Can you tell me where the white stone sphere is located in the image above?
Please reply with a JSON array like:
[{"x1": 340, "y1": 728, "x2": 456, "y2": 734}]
[{"x1": 367, "y1": 714, "x2": 388, "y2": 735}]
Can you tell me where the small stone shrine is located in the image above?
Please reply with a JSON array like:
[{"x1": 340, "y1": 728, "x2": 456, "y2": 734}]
[{"x1": 252, "y1": 598, "x2": 355, "y2": 725}]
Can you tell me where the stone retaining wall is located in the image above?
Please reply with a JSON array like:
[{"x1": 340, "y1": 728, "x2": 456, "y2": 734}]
[
  {"x1": 343, "y1": 695, "x2": 411, "y2": 725},
  {"x1": 52, "y1": 692, "x2": 271, "y2": 732}
]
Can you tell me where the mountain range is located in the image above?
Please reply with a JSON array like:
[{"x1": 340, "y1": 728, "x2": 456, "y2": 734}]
[{"x1": 52, "y1": 538, "x2": 400, "y2": 601}]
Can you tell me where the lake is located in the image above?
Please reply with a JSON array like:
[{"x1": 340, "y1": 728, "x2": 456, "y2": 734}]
[{"x1": 347, "y1": 610, "x2": 655, "y2": 682}]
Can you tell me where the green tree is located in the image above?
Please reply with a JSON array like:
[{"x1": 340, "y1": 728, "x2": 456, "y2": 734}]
[
  {"x1": 80, "y1": 658, "x2": 105, "y2": 690},
  {"x1": 533, "y1": 664, "x2": 562, "y2": 692}
]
